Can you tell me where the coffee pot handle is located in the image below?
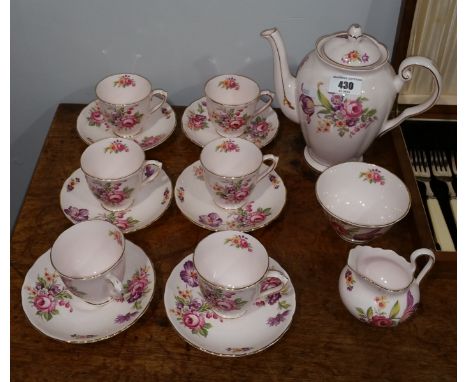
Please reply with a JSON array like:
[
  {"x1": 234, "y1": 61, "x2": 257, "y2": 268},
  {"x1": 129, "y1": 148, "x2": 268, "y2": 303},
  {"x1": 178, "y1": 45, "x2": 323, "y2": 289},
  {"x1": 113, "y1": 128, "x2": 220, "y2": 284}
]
[
  {"x1": 379, "y1": 57, "x2": 442, "y2": 137},
  {"x1": 410, "y1": 248, "x2": 436, "y2": 285}
]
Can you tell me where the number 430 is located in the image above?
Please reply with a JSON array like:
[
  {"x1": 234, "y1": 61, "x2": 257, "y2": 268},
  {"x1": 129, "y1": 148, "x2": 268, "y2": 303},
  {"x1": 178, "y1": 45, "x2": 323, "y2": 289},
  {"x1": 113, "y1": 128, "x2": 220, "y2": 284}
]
[{"x1": 338, "y1": 81, "x2": 354, "y2": 90}]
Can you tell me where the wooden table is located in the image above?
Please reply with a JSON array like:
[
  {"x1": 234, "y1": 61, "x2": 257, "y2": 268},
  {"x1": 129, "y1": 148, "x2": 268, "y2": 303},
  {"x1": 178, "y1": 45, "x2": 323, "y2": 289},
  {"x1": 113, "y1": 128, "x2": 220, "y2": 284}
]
[{"x1": 11, "y1": 104, "x2": 456, "y2": 381}]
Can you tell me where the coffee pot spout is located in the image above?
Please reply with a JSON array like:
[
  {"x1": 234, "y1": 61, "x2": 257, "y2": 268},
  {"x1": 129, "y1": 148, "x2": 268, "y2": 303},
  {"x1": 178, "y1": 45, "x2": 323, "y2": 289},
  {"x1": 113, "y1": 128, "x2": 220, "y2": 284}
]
[{"x1": 261, "y1": 28, "x2": 299, "y2": 123}]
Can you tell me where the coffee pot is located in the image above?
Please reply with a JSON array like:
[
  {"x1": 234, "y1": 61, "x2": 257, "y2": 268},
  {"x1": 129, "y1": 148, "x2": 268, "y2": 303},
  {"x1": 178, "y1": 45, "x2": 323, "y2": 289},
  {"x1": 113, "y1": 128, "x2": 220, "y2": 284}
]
[{"x1": 261, "y1": 25, "x2": 442, "y2": 172}]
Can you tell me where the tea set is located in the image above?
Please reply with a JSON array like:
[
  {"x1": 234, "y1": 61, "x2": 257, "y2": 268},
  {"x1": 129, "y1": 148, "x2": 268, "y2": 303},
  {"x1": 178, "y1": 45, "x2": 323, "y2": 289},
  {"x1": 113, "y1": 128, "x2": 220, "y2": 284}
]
[{"x1": 22, "y1": 24, "x2": 440, "y2": 355}]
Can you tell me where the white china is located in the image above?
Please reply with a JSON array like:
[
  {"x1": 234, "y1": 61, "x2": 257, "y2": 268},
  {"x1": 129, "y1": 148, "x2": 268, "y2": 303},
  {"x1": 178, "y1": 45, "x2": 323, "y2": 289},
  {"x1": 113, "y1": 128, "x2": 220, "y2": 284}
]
[
  {"x1": 81, "y1": 138, "x2": 162, "y2": 211},
  {"x1": 200, "y1": 137, "x2": 278, "y2": 209},
  {"x1": 174, "y1": 160, "x2": 286, "y2": 232},
  {"x1": 164, "y1": 254, "x2": 295, "y2": 356},
  {"x1": 193, "y1": 231, "x2": 288, "y2": 318},
  {"x1": 22, "y1": 240, "x2": 155, "y2": 343},
  {"x1": 204, "y1": 74, "x2": 274, "y2": 138},
  {"x1": 50, "y1": 220, "x2": 126, "y2": 305},
  {"x1": 315, "y1": 162, "x2": 410, "y2": 243},
  {"x1": 339, "y1": 246, "x2": 435, "y2": 327},
  {"x1": 76, "y1": 100, "x2": 176, "y2": 151},
  {"x1": 262, "y1": 25, "x2": 441, "y2": 171},
  {"x1": 96, "y1": 73, "x2": 167, "y2": 137},
  {"x1": 61, "y1": 168, "x2": 172, "y2": 233},
  {"x1": 182, "y1": 97, "x2": 279, "y2": 148}
]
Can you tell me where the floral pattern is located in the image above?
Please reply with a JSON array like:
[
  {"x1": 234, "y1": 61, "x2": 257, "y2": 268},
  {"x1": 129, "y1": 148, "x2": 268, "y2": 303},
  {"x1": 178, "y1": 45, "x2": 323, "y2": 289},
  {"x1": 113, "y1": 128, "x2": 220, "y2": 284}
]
[
  {"x1": 115, "y1": 311, "x2": 139, "y2": 324},
  {"x1": 269, "y1": 174, "x2": 280, "y2": 189},
  {"x1": 161, "y1": 107, "x2": 172, "y2": 119},
  {"x1": 344, "y1": 269, "x2": 355, "y2": 291},
  {"x1": 300, "y1": 82, "x2": 378, "y2": 137},
  {"x1": 255, "y1": 276, "x2": 291, "y2": 326},
  {"x1": 64, "y1": 206, "x2": 89, "y2": 222},
  {"x1": 244, "y1": 116, "x2": 272, "y2": 145},
  {"x1": 200, "y1": 282, "x2": 248, "y2": 314},
  {"x1": 192, "y1": 165, "x2": 204, "y2": 180},
  {"x1": 180, "y1": 260, "x2": 198, "y2": 287},
  {"x1": 87, "y1": 105, "x2": 108, "y2": 129},
  {"x1": 198, "y1": 202, "x2": 272, "y2": 230},
  {"x1": 89, "y1": 181, "x2": 134, "y2": 206},
  {"x1": 66, "y1": 177, "x2": 80, "y2": 192},
  {"x1": 215, "y1": 139, "x2": 240, "y2": 153},
  {"x1": 212, "y1": 109, "x2": 249, "y2": 135},
  {"x1": 104, "y1": 139, "x2": 130, "y2": 154},
  {"x1": 211, "y1": 179, "x2": 254, "y2": 205},
  {"x1": 122, "y1": 265, "x2": 151, "y2": 310},
  {"x1": 25, "y1": 268, "x2": 73, "y2": 321},
  {"x1": 224, "y1": 234, "x2": 253, "y2": 252},
  {"x1": 329, "y1": 217, "x2": 385, "y2": 242},
  {"x1": 176, "y1": 187, "x2": 185, "y2": 202},
  {"x1": 226, "y1": 347, "x2": 254, "y2": 353},
  {"x1": 113, "y1": 74, "x2": 136, "y2": 88},
  {"x1": 341, "y1": 50, "x2": 369, "y2": 64},
  {"x1": 218, "y1": 77, "x2": 240, "y2": 90},
  {"x1": 97, "y1": 210, "x2": 140, "y2": 231},
  {"x1": 109, "y1": 229, "x2": 123, "y2": 247},
  {"x1": 108, "y1": 106, "x2": 143, "y2": 131},
  {"x1": 359, "y1": 168, "x2": 385, "y2": 185},
  {"x1": 187, "y1": 103, "x2": 209, "y2": 130},
  {"x1": 139, "y1": 135, "x2": 165, "y2": 150},
  {"x1": 355, "y1": 290, "x2": 418, "y2": 327},
  {"x1": 70, "y1": 334, "x2": 98, "y2": 339},
  {"x1": 161, "y1": 188, "x2": 170, "y2": 205}
]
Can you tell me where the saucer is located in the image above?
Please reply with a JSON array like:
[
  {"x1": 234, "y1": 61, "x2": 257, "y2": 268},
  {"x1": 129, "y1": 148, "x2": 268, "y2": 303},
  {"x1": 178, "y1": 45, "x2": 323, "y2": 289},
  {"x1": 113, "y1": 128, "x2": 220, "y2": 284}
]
[
  {"x1": 164, "y1": 254, "x2": 295, "y2": 357},
  {"x1": 174, "y1": 161, "x2": 286, "y2": 232},
  {"x1": 22, "y1": 240, "x2": 155, "y2": 344},
  {"x1": 77, "y1": 100, "x2": 176, "y2": 151},
  {"x1": 60, "y1": 168, "x2": 172, "y2": 233},
  {"x1": 181, "y1": 97, "x2": 279, "y2": 148}
]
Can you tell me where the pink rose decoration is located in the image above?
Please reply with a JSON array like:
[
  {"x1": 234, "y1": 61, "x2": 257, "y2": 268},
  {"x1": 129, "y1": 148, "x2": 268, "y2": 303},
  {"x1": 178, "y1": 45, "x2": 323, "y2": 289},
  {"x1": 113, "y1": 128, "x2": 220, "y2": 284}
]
[
  {"x1": 260, "y1": 277, "x2": 282, "y2": 293},
  {"x1": 107, "y1": 190, "x2": 127, "y2": 204},
  {"x1": 188, "y1": 114, "x2": 207, "y2": 129},
  {"x1": 182, "y1": 311, "x2": 206, "y2": 330},
  {"x1": 33, "y1": 295, "x2": 57, "y2": 313},
  {"x1": 119, "y1": 115, "x2": 139, "y2": 129},
  {"x1": 344, "y1": 100, "x2": 363, "y2": 118},
  {"x1": 234, "y1": 189, "x2": 250, "y2": 201},
  {"x1": 90, "y1": 111, "x2": 104, "y2": 123},
  {"x1": 215, "y1": 299, "x2": 238, "y2": 312},
  {"x1": 370, "y1": 315, "x2": 395, "y2": 327},
  {"x1": 254, "y1": 120, "x2": 269, "y2": 133},
  {"x1": 228, "y1": 117, "x2": 245, "y2": 130},
  {"x1": 248, "y1": 212, "x2": 266, "y2": 224}
]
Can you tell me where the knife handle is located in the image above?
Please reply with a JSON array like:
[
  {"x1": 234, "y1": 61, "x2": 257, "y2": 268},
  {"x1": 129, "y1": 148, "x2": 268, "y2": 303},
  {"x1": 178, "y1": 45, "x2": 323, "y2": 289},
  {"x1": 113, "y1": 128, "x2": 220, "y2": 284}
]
[
  {"x1": 427, "y1": 197, "x2": 455, "y2": 251},
  {"x1": 449, "y1": 198, "x2": 457, "y2": 225}
]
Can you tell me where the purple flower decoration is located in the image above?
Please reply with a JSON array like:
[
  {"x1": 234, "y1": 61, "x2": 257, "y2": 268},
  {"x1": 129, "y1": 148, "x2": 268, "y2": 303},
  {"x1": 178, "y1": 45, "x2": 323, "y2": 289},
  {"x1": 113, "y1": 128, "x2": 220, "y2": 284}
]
[
  {"x1": 115, "y1": 311, "x2": 138, "y2": 324},
  {"x1": 267, "y1": 292, "x2": 281, "y2": 305},
  {"x1": 189, "y1": 298, "x2": 203, "y2": 311},
  {"x1": 198, "y1": 212, "x2": 223, "y2": 228},
  {"x1": 267, "y1": 310, "x2": 290, "y2": 327},
  {"x1": 144, "y1": 164, "x2": 155, "y2": 178},
  {"x1": 64, "y1": 206, "x2": 89, "y2": 222},
  {"x1": 48, "y1": 284, "x2": 62, "y2": 295},
  {"x1": 180, "y1": 260, "x2": 199, "y2": 287}
]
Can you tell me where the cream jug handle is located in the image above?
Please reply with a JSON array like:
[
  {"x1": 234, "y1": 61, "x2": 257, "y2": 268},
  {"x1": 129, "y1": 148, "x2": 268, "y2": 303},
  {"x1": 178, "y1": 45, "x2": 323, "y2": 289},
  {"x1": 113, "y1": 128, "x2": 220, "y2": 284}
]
[
  {"x1": 378, "y1": 57, "x2": 442, "y2": 137},
  {"x1": 410, "y1": 248, "x2": 436, "y2": 285}
]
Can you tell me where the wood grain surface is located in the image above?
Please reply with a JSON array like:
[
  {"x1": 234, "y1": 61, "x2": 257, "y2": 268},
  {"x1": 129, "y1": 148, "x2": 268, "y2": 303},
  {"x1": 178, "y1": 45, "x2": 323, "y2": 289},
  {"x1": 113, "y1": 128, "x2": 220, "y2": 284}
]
[{"x1": 11, "y1": 104, "x2": 456, "y2": 381}]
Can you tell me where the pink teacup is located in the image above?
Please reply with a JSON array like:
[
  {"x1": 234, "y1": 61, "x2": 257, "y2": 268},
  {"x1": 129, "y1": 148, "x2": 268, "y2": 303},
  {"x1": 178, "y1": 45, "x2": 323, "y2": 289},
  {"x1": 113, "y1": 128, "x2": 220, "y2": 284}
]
[
  {"x1": 204, "y1": 74, "x2": 274, "y2": 137},
  {"x1": 81, "y1": 137, "x2": 162, "y2": 211},
  {"x1": 194, "y1": 231, "x2": 289, "y2": 319},
  {"x1": 200, "y1": 137, "x2": 278, "y2": 209},
  {"x1": 50, "y1": 220, "x2": 126, "y2": 305},
  {"x1": 96, "y1": 73, "x2": 167, "y2": 137}
]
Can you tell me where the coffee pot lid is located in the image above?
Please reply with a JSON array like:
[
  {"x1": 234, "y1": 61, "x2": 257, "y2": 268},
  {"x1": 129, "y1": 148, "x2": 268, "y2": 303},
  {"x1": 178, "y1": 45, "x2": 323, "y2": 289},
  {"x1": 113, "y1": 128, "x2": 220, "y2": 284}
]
[{"x1": 317, "y1": 24, "x2": 388, "y2": 69}]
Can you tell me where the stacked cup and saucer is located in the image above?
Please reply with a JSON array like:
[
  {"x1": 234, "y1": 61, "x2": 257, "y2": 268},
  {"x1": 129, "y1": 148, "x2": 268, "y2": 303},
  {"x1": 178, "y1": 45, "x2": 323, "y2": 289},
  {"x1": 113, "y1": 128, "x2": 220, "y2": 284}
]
[
  {"x1": 164, "y1": 231, "x2": 296, "y2": 356},
  {"x1": 182, "y1": 74, "x2": 279, "y2": 148},
  {"x1": 21, "y1": 220, "x2": 155, "y2": 343},
  {"x1": 76, "y1": 73, "x2": 176, "y2": 150},
  {"x1": 176, "y1": 75, "x2": 286, "y2": 231}
]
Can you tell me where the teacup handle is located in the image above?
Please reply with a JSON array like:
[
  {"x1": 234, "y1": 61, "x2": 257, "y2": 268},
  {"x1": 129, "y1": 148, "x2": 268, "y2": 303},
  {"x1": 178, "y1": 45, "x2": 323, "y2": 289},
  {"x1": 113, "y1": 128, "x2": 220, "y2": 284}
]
[
  {"x1": 253, "y1": 90, "x2": 275, "y2": 118},
  {"x1": 257, "y1": 154, "x2": 279, "y2": 183},
  {"x1": 410, "y1": 248, "x2": 436, "y2": 285},
  {"x1": 106, "y1": 274, "x2": 124, "y2": 300},
  {"x1": 149, "y1": 89, "x2": 168, "y2": 114},
  {"x1": 142, "y1": 160, "x2": 163, "y2": 186},
  {"x1": 258, "y1": 270, "x2": 289, "y2": 298}
]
